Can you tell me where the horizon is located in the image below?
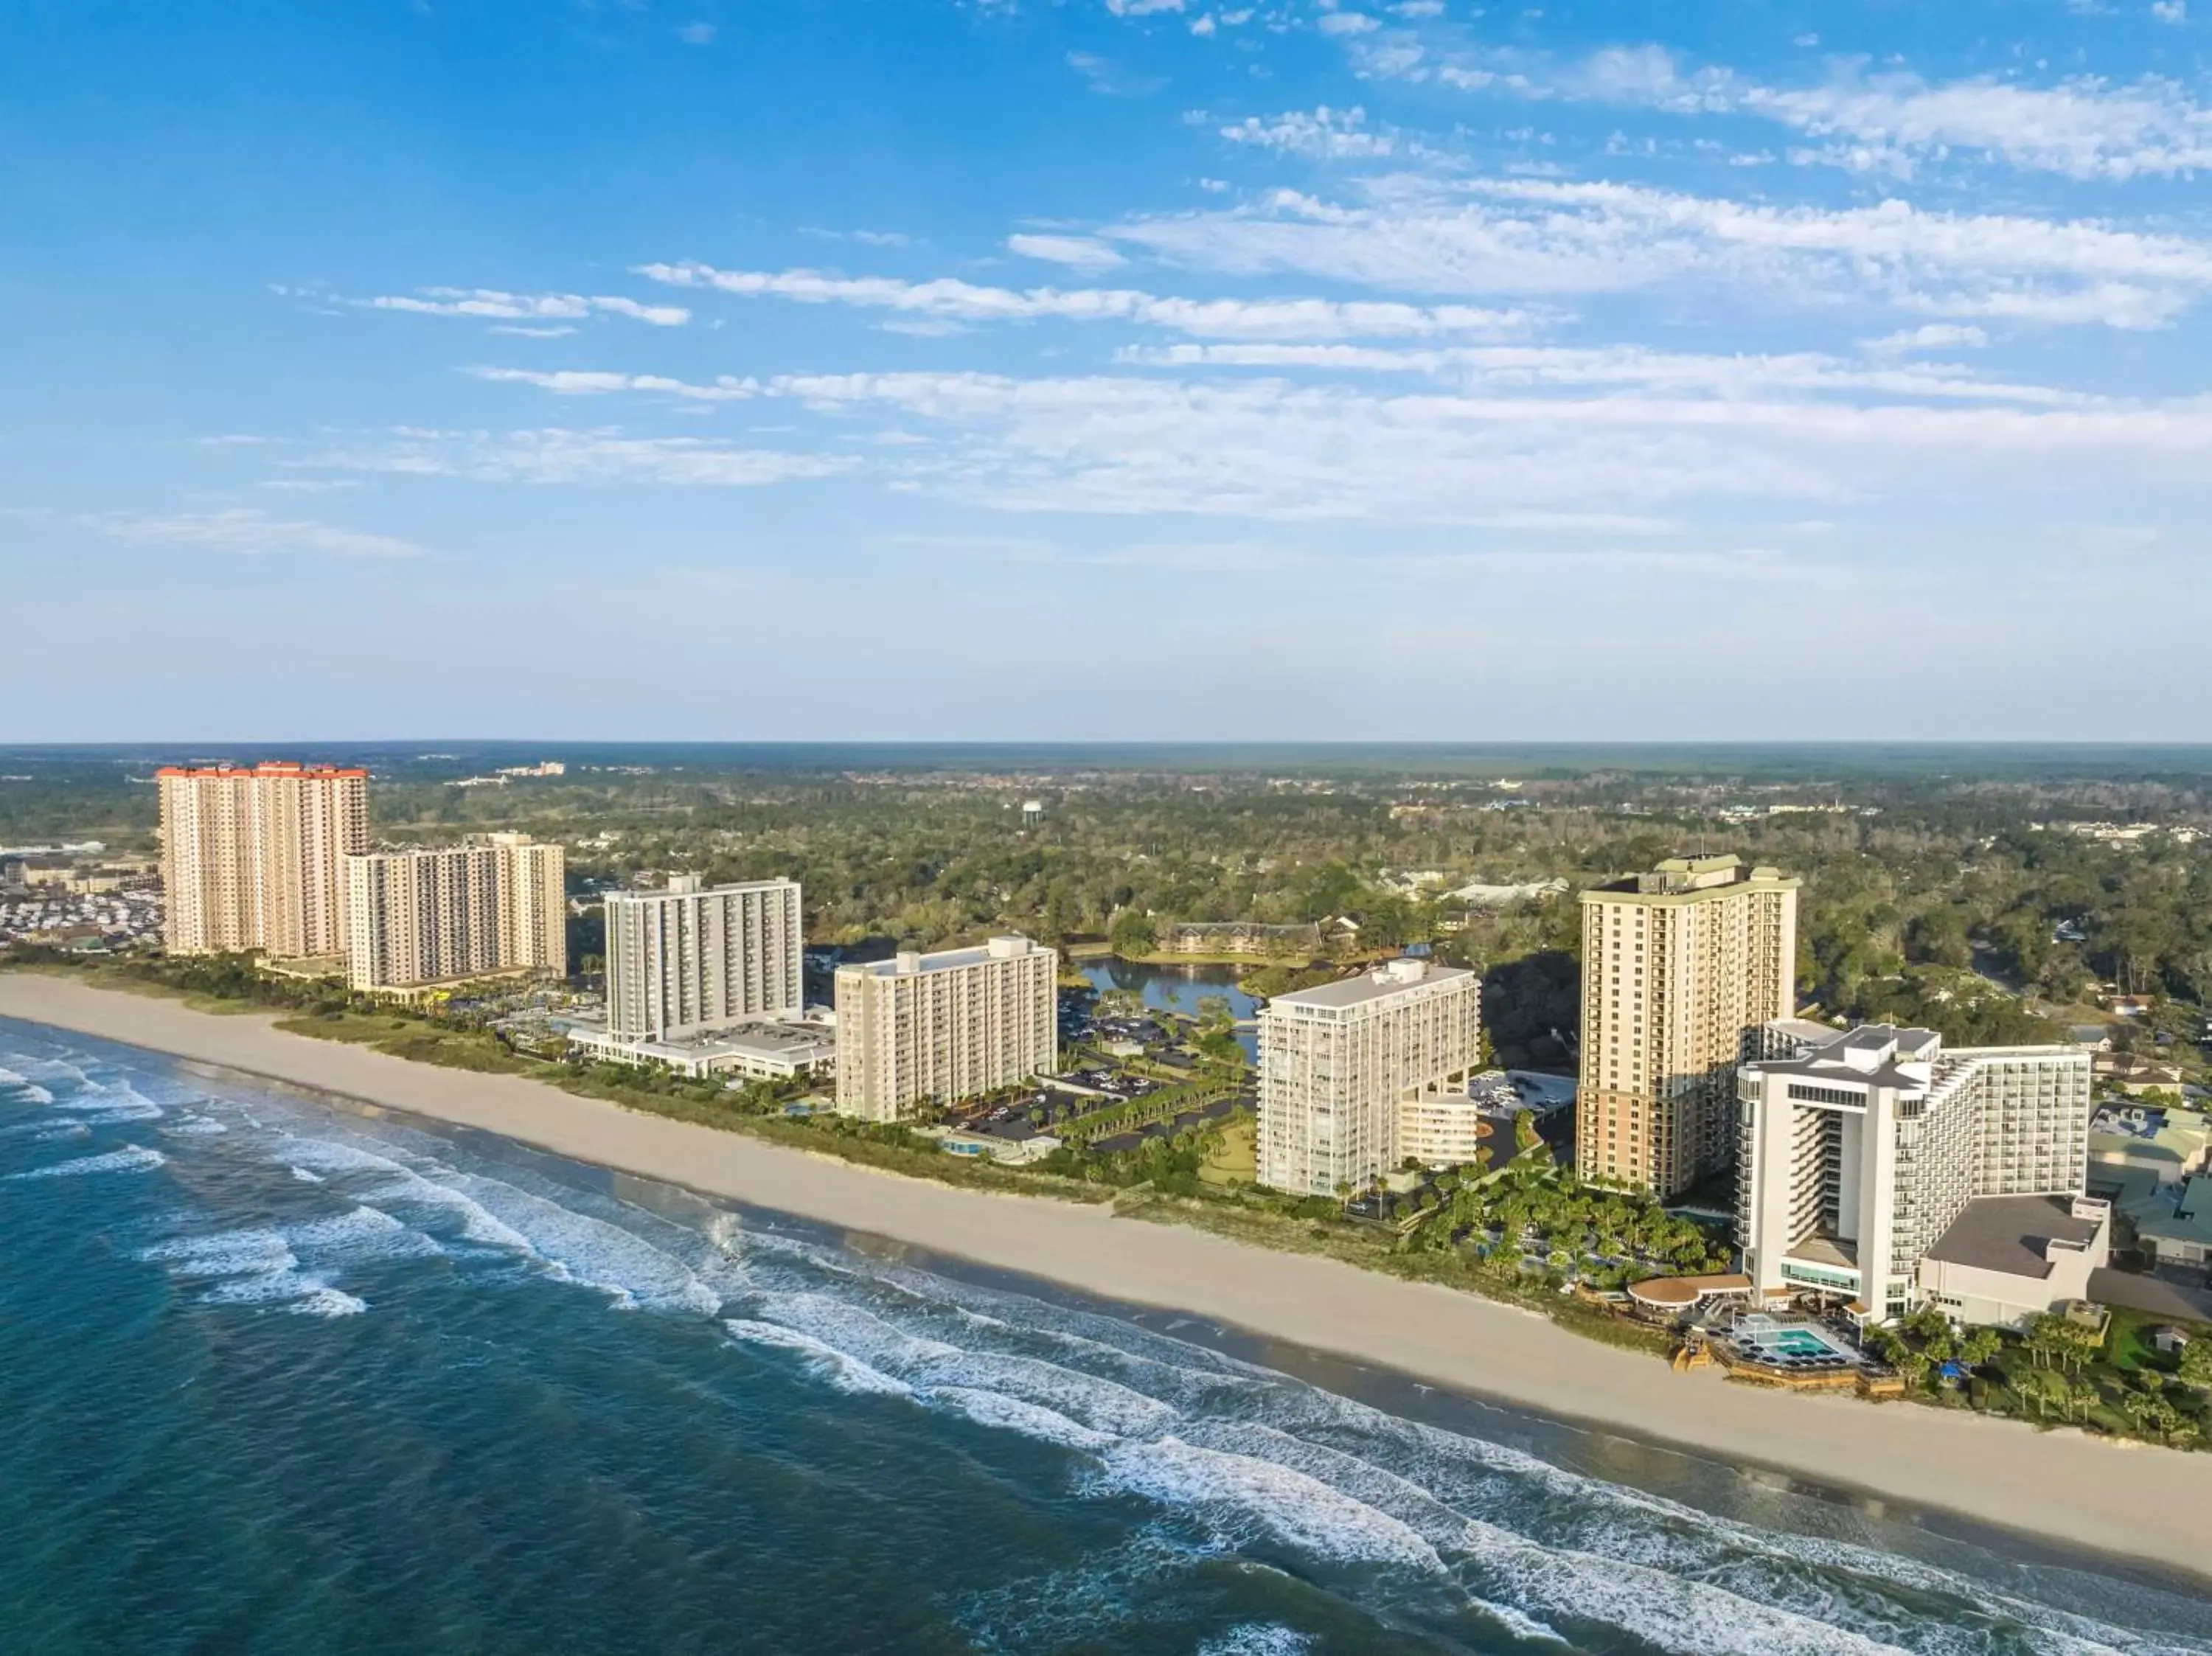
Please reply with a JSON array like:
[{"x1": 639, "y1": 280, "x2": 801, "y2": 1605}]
[{"x1": 6, "y1": 1, "x2": 2211, "y2": 740}]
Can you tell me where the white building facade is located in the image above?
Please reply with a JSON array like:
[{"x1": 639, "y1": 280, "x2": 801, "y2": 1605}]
[
  {"x1": 1257, "y1": 959, "x2": 1483, "y2": 1197},
  {"x1": 605, "y1": 876, "x2": 803, "y2": 1042},
  {"x1": 833, "y1": 936, "x2": 1058, "y2": 1123},
  {"x1": 1736, "y1": 1023, "x2": 2093, "y2": 1324}
]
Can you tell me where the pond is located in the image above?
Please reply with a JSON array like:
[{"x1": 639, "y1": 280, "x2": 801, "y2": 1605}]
[
  {"x1": 1075, "y1": 957, "x2": 1262, "y2": 1059},
  {"x1": 1077, "y1": 957, "x2": 1261, "y2": 1021}
]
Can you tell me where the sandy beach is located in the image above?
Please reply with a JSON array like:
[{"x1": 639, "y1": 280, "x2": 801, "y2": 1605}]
[{"x1": 5, "y1": 972, "x2": 2208, "y2": 1583}]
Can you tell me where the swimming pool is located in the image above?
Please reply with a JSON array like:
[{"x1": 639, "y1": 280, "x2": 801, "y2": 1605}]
[{"x1": 1731, "y1": 1315, "x2": 1857, "y2": 1365}]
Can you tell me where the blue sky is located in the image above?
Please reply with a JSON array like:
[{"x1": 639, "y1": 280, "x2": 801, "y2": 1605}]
[{"x1": 4, "y1": 0, "x2": 2210, "y2": 741}]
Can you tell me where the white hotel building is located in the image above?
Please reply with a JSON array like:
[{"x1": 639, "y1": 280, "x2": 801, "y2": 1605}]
[
  {"x1": 1257, "y1": 959, "x2": 1483, "y2": 1197},
  {"x1": 1736, "y1": 1022, "x2": 2099, "y2": 1326},
  {"x1": 604, "y1": 876, "x2": 804, "y2": 1043}
]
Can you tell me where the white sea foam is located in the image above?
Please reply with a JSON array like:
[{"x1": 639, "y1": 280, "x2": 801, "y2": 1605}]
[
  {"x1": 919, "y1": 1385, "x2": 1119, "y2": 1453},
  {"x1": 1098, "y1": 1438, "x2": 1444, "y2": 1572},
  {"x1": 0, "y1": 1117, "x2": 89, "y2": 1141},
  {"x1": 142, "y1": 1226, "x2": 296, "y2": 1278},
  {"x1": 724, "y1": 1318, "x2": 913, "y2": 1396},
  {"x1": 288, "y1": 1166, "x2": 325, "y2": 1183},
  {"x1": 162, "y1": 1114, "x2": 229, "y2": 1138},
  {"x1": 69, "y1": 1084, "x2": 166, "y2": 1125},
  {"x1": 288, "y1": 1287, "x2": 369, "y2": 1318},
  {"x1": 908, "y1": 1348, "x2": 1179, "y2": 1438},
  {"x1": 9, "y1": 1144, "x2": 167, "y2": 1180},
  {"x1": 0, "y1": 1067, "x2": 59, "y2": 1105},
  {"x1": 1194, "y1": 1627, "x2": 1318, "y2": 1656}
]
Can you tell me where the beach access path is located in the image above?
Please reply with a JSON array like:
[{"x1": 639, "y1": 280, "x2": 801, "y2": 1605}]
[{"x1": 4, "y1": 970, "x2": 2208, "y2": 1584}]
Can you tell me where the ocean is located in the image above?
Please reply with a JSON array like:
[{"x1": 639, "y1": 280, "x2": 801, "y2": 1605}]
[{"x1": 2, "y1": 1017, "x2": 2208, "y2": 1656}]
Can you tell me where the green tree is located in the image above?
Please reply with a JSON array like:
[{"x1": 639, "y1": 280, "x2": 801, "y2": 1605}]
[{"x1": 1110, "y1": 910, "x2": 1158, "y2": 957}]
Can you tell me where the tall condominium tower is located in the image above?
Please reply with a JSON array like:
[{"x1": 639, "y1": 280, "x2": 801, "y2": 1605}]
[
  {"x1": 1257, "y1": 959, "x2": 1483, "y2": 1198},
  {"x1": 344, "y1": 834, "x2": 568, "y2": 990},
  {"x1": 605, "y1": 876, "x2": 803, "y2": 1043},
  {"x1": 834, "y1": 936, "x2": 1058, "y2": 1123},
  {"x1": 1736, "y1": 1023, "x2": 2096, "y2": 1325},
  {"x1": 158, "y1": 762, "x2": 369, "y2": 958},
  {"x1": 1577, "y1": 855, "x2": 1799, "y2": 1197},
  {"x1": 490, "y1": 832, "x2": 568, "y2": 975}
]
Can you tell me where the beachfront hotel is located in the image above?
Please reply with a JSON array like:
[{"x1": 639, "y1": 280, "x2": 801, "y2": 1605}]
[
  {"x1": 1736, "y1": 1022, "x2": 2099, "y2": 1326},
  {"x1": 158, "y1": 762, "x2": 369, "y2": 959},
  {"x1": 1256, "y1": 959, "x2": 1483, "y2": 1197},
  {"x1": 1576, "y1": 855, "x2": 1800, "y2": 1198},
  {"x1": 343, "y1": 834, "x2": 568, "y2": 992},
  {"x1": 604, "y1": 876, "x2": 804, "y2": 1042},
  {"x1": 833, "y1": 935, "x2": 1058, "y2": 1122}
]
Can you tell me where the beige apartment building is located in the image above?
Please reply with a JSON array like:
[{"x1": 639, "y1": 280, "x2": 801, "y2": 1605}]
[
  {"x1": 1577, "y1": 855, "x2": 1799, "y2": 1197},
  {"x1": 159, "y1": 762, "x2": 369, "y2": 958},
  {"x1": 834, "y1": 936, "x2": 1058, "y2": 1123},
  {"x1": 1257, "y1": 959, "x2": 1484, "y2": 1197},
  {"x1": 1736, "y1": 1022, "x2": 2097, "y2": 1325},
  {"x1": 344, "y1": 835, "x2": 568, "y2": 991},
  {"x1": 605, "y1": 876, "x2": 803, "y2": 1042}
]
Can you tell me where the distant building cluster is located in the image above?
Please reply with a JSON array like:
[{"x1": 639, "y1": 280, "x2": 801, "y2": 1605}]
[{"x1": 157, "y1": 762, "x2": 565, "y2": 994}]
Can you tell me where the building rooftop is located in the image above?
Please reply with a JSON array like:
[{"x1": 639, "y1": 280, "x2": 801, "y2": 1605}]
[
  {"x1": 1585, "y1": 854, "x2": 1800, "y2": 901},
  {"x1": 1748, "y1": 1025, "x2": 1944, "y2": 1094},
  {"x1": 2134, "y1": 1177, "x2": 2212, "y2": 1250},
  {"x1": 1265, "y1": 957, "x2": 1474, "y2": 1011},
  {"x1": 840, "y1": 935, "x2": 1047, "y2": 977},
  {"x1": 1925, "y1": 1194, "x2": 2107, "y2": 1281}
]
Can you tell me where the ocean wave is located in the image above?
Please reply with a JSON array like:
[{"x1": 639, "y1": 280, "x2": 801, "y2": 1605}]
[
  {"x1": 162, "y1": 1113, "x2": 229, "y2": 1138},
  {"x1": 288, "y1": 1166, "x2": 325, "y2": 1183},
  {"x1": 918, "y1": 1385, "x2": 1119, "y2": 1453},
  {"x1": 723, "y1": 1318, "x2": 913, "y2": 1396},
  {"x1": 8, "y1": 1144, "x2": 167, "y2": 1180},
  {"x1": 1195, "y1": 1628, "x2": 1318, "y2": 1656},
  {"x1": 1096, "y1": 1437, "x2": 1444, "y2": 1572},
  {"x1": 0, "y1": 1117, "x2": 89, "y2": 1141}
]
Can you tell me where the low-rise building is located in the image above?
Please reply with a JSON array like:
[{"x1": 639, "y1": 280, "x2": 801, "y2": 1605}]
[
  {"x1": 2134, "y1": 1176, "x2": 2212, "y2": 1268},
  {"x1": 568, "y1": 1018, "x2": 837, "y2": 1082},
  {"x1": 2089, "y1": 1103, "x2": 2211, "y2": 1191},
  {"x1": 1163, "y1": 921, "x2": 1321, "y2": 957},
  {"x1": 1916, "y1": 1194, "x2": 2112, "y2": 1328}
]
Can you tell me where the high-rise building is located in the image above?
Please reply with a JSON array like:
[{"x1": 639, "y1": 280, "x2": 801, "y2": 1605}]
[
  {"x1": 1257, "y1": 959, "x2": 1483, "y2": 1197},
  {"x1": 158, "y1": 762, "x2": 369, "y2": 958},
  {"x1": 605, "y1": 876, "x2": 803, "y2": 1043},
  {"x1": 1576, "y1": 855, "x2": 1799, "y2": 1197},
  {"x1": 1736, "y1": 1023, "x2": 2098, "y2": 1325},
  {"x1": 343, "y1": 834, "x2": 568, "y2": 990},
  {"x1": 833, "y1": 936, "x2": 1057, "y2": 1122},
  {"x1": 490, "y1": 832, "x2": 567, "y2": 974}
]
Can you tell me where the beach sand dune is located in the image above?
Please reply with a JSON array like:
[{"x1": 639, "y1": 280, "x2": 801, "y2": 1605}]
[{"x1": 4, "y1": 971, "x2": 2208, "y2": 1584}]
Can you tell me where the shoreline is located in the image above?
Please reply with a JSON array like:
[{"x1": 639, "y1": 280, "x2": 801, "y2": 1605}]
[{"x1": 4, "y1": 972, "x2": 2211, "y2": 1586}]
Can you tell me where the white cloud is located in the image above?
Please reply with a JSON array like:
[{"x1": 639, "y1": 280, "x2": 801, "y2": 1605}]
[
  {"x1": 1317, "y1": 11, "x2": 1381, "y2": 34},
  {"x1": 88, "y1": 508, "x2": 425, "y2": 559},
  {"x1": 1114, "y1": 340, "x2": 2075, "y2": 403},
  {"x1": 1386, "y1": 39, "x2": 2212, "y2": 181},
  {"x1": 1065, "y1": 51, "x2": 1165, "y2": 96},
  {"x1": 307, "y1": 428, "x2": 855, "y2": 488},
  {"x1": 350, "y1": 288, "x2": 691, "y2": 326},
  {"x1": 756, "y1": 367, "x2": 2212, "y2": 524},
  {"x1": 1105, "y1": 0, "x2": 1184, "y2": 13},
  {"x1": 675, "y1": 21, "x2": 716, "y2": 44},
  {"x1": 466, "y1": 366, "x2": 761, "y2": 402},
  {"x1": 1861, "y1": 324, "x2": 1990, "y2": 354},
  {"x1": 2151, "y1": 1, "x2": 2187, "y2": 22},
  {"x1": 634, "y1": 260, "x2": 1537, "y2": 338},
  {"x1": 1006, "y1": 233, "x2": 1129, "y2": 271},
  {"x1": 487, "y1": 324, "x2": 580, "y2": 338},
  {"x1": 1105, "y1": 177, "x2": 2212, "y2": 329},
  {"x1": 1218, "y1": 105, "x2": 1395, "y2": 157}
]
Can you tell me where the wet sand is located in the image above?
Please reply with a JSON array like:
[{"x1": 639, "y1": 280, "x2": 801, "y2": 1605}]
[{"x1": 4, "y1": 970, "x2": 2207, "y2": 1584}]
